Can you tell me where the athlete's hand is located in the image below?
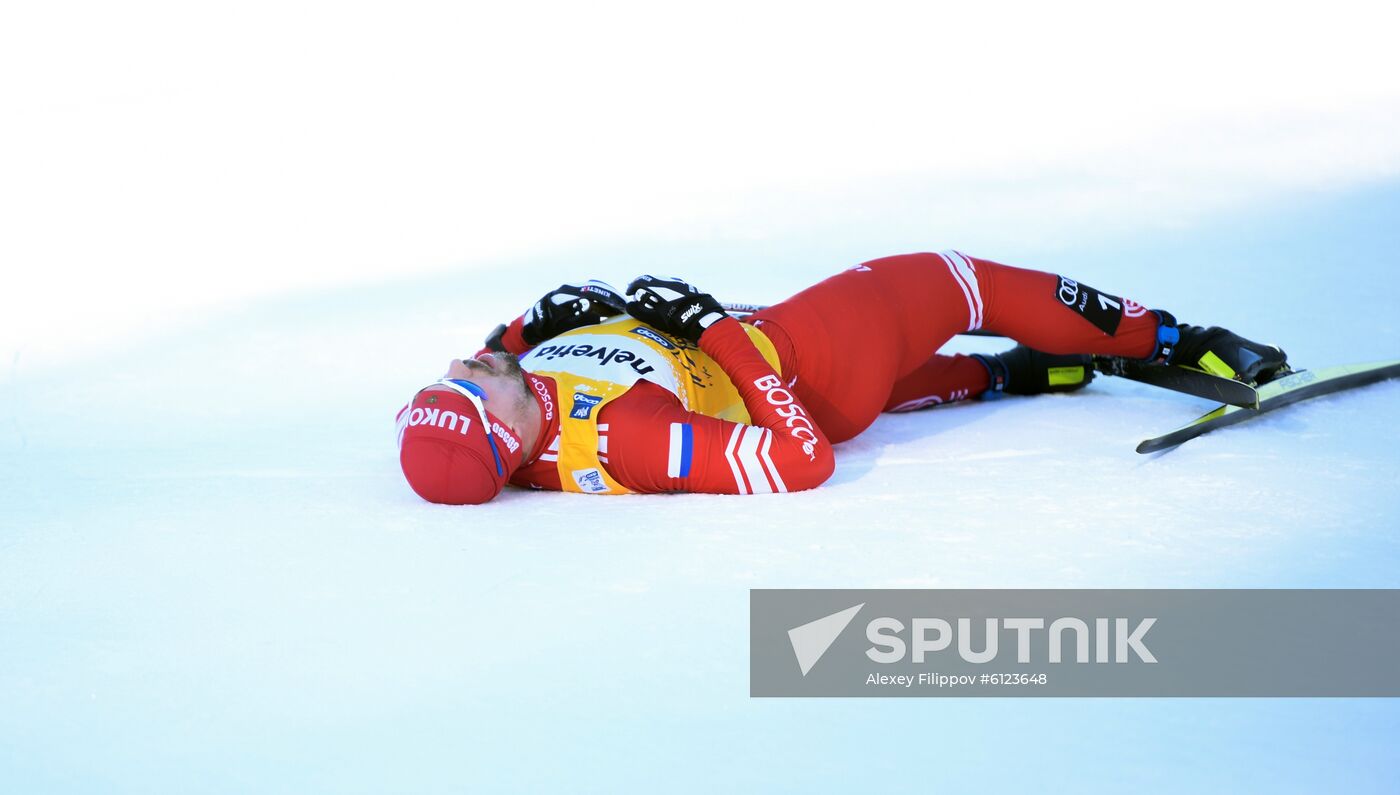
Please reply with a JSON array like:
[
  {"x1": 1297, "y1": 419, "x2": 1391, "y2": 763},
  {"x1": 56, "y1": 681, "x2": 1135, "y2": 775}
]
[
  {"x1": 518, "y1": 280, "x2": 627, "y2": 346},
  {"x1": 625, "y1": 275, "x2": 728, "y2": 345}
]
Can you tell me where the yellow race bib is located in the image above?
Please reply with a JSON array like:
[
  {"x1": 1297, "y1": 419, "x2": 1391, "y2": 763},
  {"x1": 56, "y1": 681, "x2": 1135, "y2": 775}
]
[{"x1": 522, "y1": 316, "x2": 780, "y2": 494}]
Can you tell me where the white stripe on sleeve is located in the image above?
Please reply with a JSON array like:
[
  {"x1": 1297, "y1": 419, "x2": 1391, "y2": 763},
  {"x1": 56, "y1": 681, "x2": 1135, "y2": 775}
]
[
  {"x1": 724, "y1": 425, "x2": 748, "y2": 494},
  {"x1": 735, "y1": 427, "x2": 773, "y2": 494},
  {"x1": 758, "y1": 430, "x2": 788, "y2": 493}
]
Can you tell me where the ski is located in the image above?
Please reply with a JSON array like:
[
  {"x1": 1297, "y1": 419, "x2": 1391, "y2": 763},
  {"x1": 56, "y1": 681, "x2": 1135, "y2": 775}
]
[
  {"x1": 1094, "y1": 356, "x2": 1261, "y2": 408},
  {"x1": 1136, "y1": 359, "x2": 1400, "y2": 454}
]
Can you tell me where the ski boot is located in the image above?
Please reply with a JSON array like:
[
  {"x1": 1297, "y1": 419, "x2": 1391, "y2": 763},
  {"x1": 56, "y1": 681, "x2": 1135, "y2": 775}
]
[
  {"x1": 971, "y1": 345, "x2": 1095, "y2": 398},
  {"x1": 1149, "y1": 311, "x2": 1289, "y2": 385}
]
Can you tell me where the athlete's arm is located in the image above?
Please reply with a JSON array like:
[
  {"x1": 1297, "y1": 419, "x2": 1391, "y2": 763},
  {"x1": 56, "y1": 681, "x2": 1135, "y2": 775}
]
[{"x1": 601, "y1": 318, "x2": 835, "y2": 494}]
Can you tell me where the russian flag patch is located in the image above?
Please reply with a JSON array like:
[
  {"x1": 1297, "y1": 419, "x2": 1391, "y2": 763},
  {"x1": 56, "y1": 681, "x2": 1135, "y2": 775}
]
[{"x1": 667, "y1": 422, "x2": 694, "y2": 478}]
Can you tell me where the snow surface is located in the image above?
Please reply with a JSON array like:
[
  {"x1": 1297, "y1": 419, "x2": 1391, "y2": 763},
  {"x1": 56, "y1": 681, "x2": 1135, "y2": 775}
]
[{"x1": 3, "y1": 184, "x2": 1400, "y2": 793}]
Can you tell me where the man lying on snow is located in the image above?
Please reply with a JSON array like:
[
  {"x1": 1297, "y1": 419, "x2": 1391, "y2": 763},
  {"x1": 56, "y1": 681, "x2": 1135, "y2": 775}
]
[{"x1": 396, "y1": 252, "x2": 1288, "y2": 504}]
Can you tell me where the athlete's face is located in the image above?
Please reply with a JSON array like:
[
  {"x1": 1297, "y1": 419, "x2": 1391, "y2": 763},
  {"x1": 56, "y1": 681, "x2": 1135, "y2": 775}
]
[{"x1": 441, "y1": 352, "x2": 540, "y2": 453}]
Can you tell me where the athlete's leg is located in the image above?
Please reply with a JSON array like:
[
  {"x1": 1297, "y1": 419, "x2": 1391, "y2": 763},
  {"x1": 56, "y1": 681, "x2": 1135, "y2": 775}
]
[
  {"x1": 881, "y1": 257, "x2": 1164, "y2": 411},
  {"x1": 962, "y1": 255, "x2": 1287, "y2": 383},
  {"x1": 882, "y1": 354, "x2": 989, "y2": 412},
  {"x1": 748, "y1": 251, "x2": 1162, "y2": 441},
  {"x1": 747, "y1": 254, "x2": 974, "y2": 442},
  {"x1": 972, "y1": 258, "x2": 1159, "y2": 357}
]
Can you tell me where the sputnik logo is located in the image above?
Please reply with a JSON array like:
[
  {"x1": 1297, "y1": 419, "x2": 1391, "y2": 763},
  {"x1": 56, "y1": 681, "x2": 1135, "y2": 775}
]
[{"x1": 787, "y1": 603, "x2": 864, "y2": 676}]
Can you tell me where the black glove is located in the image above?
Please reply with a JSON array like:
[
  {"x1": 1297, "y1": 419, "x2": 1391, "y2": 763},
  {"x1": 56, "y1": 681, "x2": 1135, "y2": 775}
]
[
  {"x1": 520, "y1": 280, "x2": 627, "y2": 346},
  {"x1": 624, "y1": 275, "x2": 728, "y2": 345}
]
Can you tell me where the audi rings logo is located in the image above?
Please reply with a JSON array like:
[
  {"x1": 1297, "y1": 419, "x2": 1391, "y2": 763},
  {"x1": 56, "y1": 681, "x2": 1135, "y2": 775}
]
[{"x1": 1057, "y1": 276, "x2": 1080, "y2": 307}]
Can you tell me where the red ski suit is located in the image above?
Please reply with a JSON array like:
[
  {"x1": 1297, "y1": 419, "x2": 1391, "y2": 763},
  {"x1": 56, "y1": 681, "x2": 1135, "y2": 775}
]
[{"x1": 491, "y1": 252, "x2": 1161, "y2": 495}]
